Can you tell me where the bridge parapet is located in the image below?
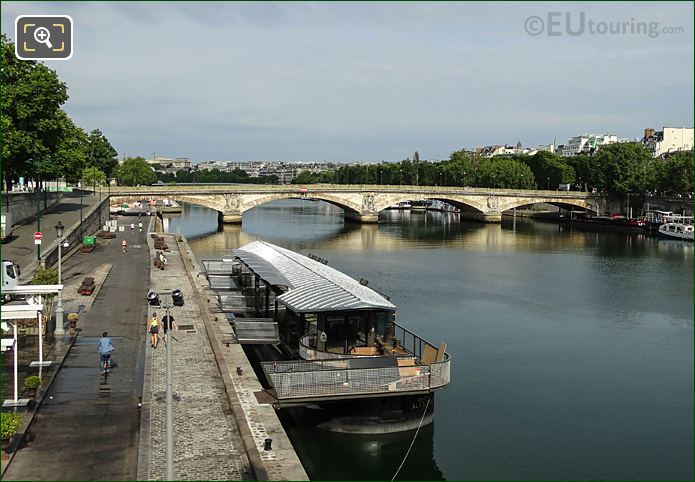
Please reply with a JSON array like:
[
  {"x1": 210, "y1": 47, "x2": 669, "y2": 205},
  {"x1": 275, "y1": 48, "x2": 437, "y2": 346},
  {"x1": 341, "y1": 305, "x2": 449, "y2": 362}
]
[{"x1": 110, "y1": 184, "x2": 604, "y2": 225}]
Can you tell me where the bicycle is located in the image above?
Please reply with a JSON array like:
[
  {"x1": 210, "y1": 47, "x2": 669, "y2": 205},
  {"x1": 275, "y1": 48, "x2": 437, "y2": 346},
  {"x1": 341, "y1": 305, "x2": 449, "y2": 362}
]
[{"x1": 101, "y1": 352, "x2": 112, "y2": 375}]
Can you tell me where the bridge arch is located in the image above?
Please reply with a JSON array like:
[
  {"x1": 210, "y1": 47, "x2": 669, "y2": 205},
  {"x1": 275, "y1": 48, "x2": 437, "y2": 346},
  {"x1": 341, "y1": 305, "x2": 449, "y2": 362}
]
[
  {"x1": 371, "y1": 194, "x2": 487, "y2": 214},
  {"x1": 496, "y1": 197, "x2": 595, "y2": 213},
  {"x1": 239, "y1": 192, "x2": 362, "y2": 215}
]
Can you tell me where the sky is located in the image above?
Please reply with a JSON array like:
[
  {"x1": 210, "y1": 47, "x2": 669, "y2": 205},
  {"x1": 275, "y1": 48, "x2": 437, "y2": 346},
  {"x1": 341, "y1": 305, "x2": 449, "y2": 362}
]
[{"x1": 1, "y1": 1, "x2": 693, "y2": 163}]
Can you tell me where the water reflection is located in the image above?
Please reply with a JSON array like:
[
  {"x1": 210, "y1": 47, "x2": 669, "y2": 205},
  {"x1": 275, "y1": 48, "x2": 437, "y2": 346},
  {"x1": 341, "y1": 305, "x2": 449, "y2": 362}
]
[
  {"x1": 280, "y1": 410, "x2": 445, "y2": 481},
  {"x1": 165, "y1": 199, "x2": 694, "y2": 481}
]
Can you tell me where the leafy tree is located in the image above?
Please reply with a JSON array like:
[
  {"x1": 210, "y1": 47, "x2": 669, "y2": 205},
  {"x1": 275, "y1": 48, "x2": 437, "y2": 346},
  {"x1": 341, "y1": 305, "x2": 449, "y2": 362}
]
[
  {"x1": 86, "y1": 129, "x2": 118, "y2": 177},
  {"x1": 293, "y1": 170, "x2": 335, "y2": 184},
  {"x1": 49, "y1": 111, "x2": 88, "y2": 183},
  {"x1": 1, "y1": 34, "x2": 68, "y2": 190},
  {"x1": 654, "y1": 151, "x2": 693, "y2": 197},
  {"x1": 591, "y1": 143, "x2": 652, "y2": 201},
  {"x1": 82, "y1": 166, "x2": 106, "y2": 188},
  {"x1": 476, "y1": 157, "x2": 535, "y2": 189},
  {"x1": 115, "y1": 157, "x2": 157, "y2": 186},
  {"x1": 524, "y1": 151, "x2": 575, "y2": 189}
]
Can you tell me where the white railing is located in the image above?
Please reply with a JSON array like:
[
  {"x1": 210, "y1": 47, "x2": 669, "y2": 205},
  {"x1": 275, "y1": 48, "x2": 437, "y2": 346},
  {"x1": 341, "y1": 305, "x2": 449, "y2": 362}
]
[{"x1": 261, "y1": 355, "x2": 450, "y2": 400}]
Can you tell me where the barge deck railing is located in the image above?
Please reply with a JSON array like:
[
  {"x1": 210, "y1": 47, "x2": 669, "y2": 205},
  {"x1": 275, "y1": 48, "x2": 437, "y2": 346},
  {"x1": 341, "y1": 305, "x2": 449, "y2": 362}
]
[{"x1": 260, "y1": 354, "x2": 450, "y2": 403}]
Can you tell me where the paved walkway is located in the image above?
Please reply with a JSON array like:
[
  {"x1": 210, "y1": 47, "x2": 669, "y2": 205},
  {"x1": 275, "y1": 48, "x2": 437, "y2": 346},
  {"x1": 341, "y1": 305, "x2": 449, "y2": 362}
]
[
  {"x1": 3, "y1": 216, "x2": 152, "y2": 481},
  {"x1": 0, "y1": 260, "x2": 110, "y2": 408},
  {"x1": 2, "y1": 191, "x2": 103, "y2": 282},
  {"x1": 179, "y1": 237, "x2": 308, "y2": 480},
  {"x1": 139, "y1": 233, "x2": 253, "y2": 480}
]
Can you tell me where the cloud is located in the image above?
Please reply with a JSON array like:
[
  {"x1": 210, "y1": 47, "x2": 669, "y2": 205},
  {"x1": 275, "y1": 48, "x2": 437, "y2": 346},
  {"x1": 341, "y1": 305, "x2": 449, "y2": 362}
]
[{"x1": 1, "y1": 1, "x2": 692, "y2": 162}]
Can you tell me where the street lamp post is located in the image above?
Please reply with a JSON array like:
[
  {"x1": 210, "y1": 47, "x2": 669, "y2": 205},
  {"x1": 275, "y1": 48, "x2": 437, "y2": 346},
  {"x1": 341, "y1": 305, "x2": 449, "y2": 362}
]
[
  {"x1": 546, "y1": 177, "x2": 550, "y2": 190},
  {"x1": 463, "y1": 171, "x2": 466, "y2": 188},
  {"x1": 55, "y1": 221, "x2": 65, "y2": 335}
]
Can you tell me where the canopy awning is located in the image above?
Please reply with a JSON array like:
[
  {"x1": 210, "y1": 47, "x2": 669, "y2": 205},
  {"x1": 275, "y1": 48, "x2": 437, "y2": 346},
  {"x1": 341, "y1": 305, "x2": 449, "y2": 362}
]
[{"x1": 234, "y1": 241, "x2": 395, "y2": 313}]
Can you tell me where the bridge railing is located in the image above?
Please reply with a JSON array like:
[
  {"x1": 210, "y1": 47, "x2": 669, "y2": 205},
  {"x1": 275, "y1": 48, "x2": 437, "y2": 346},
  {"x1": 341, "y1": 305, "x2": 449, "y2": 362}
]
[{"x1": 109, "y1": 184, "x2": 595, "y2": 197}]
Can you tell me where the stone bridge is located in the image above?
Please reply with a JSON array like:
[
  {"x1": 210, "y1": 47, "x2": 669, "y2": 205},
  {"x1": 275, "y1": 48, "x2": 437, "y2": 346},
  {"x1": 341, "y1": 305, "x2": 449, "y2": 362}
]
[{"x1": 110, "y1": 184, "x2": 605, "y2": 224}]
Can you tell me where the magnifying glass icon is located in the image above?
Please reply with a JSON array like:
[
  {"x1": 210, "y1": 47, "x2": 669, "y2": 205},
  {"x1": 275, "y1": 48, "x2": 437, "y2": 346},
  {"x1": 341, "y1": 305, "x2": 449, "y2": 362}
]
[{"x1": 33, "y1": 27, "x2": 53, "y2": 49}]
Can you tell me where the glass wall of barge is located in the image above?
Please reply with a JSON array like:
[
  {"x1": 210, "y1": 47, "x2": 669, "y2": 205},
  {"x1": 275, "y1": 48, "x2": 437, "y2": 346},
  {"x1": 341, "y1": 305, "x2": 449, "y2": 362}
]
[{"x1": 235, "y1": 258, "x2": 408, "y2": 357}]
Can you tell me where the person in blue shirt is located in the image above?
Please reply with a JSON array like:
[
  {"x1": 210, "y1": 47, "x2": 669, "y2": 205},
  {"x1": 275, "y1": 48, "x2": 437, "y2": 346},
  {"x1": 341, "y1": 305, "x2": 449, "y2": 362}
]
[{"x1": 97, "y1": 331, "x2": 115, "y2": 373}]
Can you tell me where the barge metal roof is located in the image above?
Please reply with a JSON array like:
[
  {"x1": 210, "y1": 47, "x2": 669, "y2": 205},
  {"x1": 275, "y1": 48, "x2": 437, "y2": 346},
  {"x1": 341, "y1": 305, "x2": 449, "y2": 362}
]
[{"x1": 234, "y1": 241, "x2": 396, "y2": 313}]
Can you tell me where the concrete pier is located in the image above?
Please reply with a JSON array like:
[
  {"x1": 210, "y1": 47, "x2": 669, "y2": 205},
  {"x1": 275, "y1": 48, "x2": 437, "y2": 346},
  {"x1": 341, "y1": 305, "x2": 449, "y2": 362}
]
[
  {"x1": 219, "y1": 212, "x2": 243, "y2": 224},
  {"x1": 344, "y1": 211, "x2": 379, "y2": 223}
]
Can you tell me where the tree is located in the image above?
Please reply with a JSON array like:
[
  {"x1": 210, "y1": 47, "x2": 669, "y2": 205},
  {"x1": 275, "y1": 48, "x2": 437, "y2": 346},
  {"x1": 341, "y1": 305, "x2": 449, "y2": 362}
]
[
  {"x1": 115, "y1": 157, "x2": 157, "y2": 186},
  {"x1": 1, "y1": 34, "x2": 68, "y2": 190},
  {"x1": 49, "y1": 110, "x2": 88, "y2": 183},
  {"x1": 82, "y1": 166, "x2": 106, "y2": 188},
  {"x1": 293, "y1": 170, "x2": 335, "y2": 184},
  {"x1": 654, "y1": 151, "x2": 693, "y2": 197},
  {"x1": 524, "y1": 151, "x2": 575, "y2": 189},
  {"x1": 591, "y1": 143, "x2": 652, "y2": 201},
  {"x1": 86, "y1": 129, "x2": 118, "y2": 177}
]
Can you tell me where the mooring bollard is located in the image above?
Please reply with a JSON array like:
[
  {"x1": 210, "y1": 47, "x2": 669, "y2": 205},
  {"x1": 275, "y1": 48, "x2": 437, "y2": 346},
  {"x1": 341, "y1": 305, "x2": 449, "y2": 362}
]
[{"x1": 264, "y1": 438, "x2": 272, "y2": 451}]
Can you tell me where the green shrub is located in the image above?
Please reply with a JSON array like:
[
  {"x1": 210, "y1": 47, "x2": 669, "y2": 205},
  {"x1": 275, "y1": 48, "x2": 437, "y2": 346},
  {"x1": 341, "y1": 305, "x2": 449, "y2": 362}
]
[
  {"x1": 31, "y1": 267, "x2": 58, "y2": 285},
  {"x1": 1, "y1": 412, "x2": 23, "y2": 439},
  {"x1": 24, "y1": 375, "x2": 41, "y2": 388}
]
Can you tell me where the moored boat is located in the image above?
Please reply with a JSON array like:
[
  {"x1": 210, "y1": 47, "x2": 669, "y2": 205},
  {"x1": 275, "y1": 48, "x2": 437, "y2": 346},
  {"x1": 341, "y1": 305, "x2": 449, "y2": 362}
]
[
  {"x1": 410, "y1": 200, "x2": 428, "y2": 211},
  {"x1": 561, "y1": 211, "x2": 646, "y2": 233},
  {"x1": 657, "y1": 219, "x2": 694, "y2": 241},
  {"x1": 387, "y1": 201, "x2": 412, "y2": 210},
  {"x1": 203, "y1": 241, "x2": 450, "y2": 433}
]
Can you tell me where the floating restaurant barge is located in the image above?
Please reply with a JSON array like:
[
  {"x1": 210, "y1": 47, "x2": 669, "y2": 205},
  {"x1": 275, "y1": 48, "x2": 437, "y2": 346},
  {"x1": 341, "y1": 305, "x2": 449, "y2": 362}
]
[{"x1": 203, "y1": 241, "x2": 450, "y2": 433}]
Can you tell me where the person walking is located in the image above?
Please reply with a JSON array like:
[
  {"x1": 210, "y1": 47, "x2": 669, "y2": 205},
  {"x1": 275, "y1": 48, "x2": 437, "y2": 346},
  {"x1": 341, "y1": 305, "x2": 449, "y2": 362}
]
[
  {"x1": 122, "y1": 238, "x2": 128, "y2": 254},
  {"x1": 97, "y1": 332, "x2": 115, "y2": 374},
  {"x1": 138, "y1": 220, "x2": 143, "y2": 232},
  {"x1": 160, "y1": 312, "x2": 178, "y2": 346},
  {"x1": 149, "y1": 312, "x2": 159, "y2": 348}
]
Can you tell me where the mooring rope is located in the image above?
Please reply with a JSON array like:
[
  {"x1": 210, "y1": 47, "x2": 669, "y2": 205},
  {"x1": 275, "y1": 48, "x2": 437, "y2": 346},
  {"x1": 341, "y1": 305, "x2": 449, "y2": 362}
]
[{"x1": 391, "y1": 393, "x2": 432, "y2": 481}]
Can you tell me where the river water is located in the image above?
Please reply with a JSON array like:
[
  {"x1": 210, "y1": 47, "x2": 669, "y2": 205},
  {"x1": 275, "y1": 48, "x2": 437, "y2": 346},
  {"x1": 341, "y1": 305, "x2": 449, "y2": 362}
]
[{"x1": 165, "y1": 200, "x2": 693, "y2": 481}]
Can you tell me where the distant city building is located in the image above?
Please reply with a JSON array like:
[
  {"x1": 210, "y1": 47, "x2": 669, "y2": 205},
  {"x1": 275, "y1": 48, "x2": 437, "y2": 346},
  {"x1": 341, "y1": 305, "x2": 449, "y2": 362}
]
[
  {"x1": 535, "y1": 144, "x2": 556, "y2": 154},
  {"x1": 146, "y1": 156, "x2": 191, "y2": 170},
  {"x1": 558, "y1": 134, "x2": 621, "y2": 157},
  {"x1": 477, "y1": 143, "x2": 534, "y2": 157},
  {"x1": 642, "y1": 127, "x2": 694, "y2": 157},
  {"x1": 194, "y1": 160, "x2": 338, "y2": 183}
]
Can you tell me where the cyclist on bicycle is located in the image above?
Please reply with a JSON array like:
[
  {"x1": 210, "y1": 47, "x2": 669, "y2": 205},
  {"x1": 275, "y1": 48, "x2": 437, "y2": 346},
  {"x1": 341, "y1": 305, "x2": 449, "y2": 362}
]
[{"x1": 97, "y1": 332, "x2": 115, "y2": 374}]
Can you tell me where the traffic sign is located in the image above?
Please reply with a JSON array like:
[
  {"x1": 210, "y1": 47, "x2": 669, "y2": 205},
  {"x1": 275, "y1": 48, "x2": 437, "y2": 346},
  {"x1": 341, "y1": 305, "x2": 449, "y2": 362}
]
[{"x1": 34, "y1": 232, "x2": 43, "y2": 245}]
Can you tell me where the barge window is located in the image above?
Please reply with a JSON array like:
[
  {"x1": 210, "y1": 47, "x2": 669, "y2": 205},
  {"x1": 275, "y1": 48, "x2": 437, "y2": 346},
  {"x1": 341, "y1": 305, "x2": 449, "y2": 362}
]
[
  {"x1": 347, "y1": 313, "x2": 369, "y2": 350},
  {"x1": 375, "y1": 311, "x2": 394, "y2": 345},
  {"x1": 324, "y1": 314, "x2": 346, "y2": 354},
  {"x1": 304, "y1": 313, "x2": 318, "y2": 347}
]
